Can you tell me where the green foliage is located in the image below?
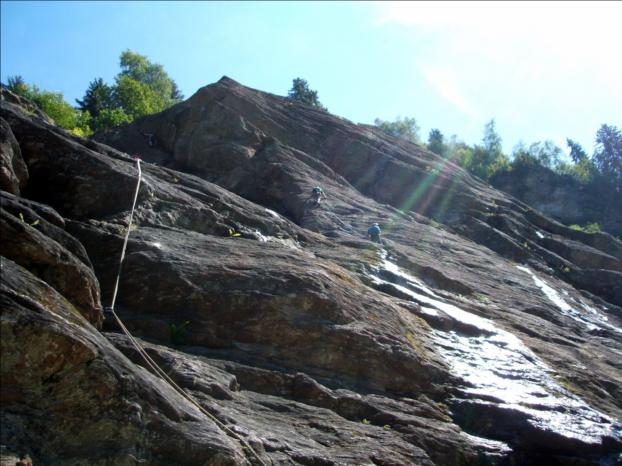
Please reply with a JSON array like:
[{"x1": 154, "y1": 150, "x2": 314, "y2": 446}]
[
  {"x1": 427, "y1": 128, "x2": 447, "y2": 156},
  {"x1": 119, "y1": 50, "x2": 182, "y2": 103},
  {"x1": 76, "y1": 78, "x2": 114, "y2": 119},
  {"x1": 171, "y1": 81, "x2": 184, "y2": 101},
  {"x1": 556, "y1": 158, "x2": 598, "y2": 184},
  {"x1": 569, "y1": 222, "x2": 601, "y2": 234},
  {"x1": 228, "y1": 228, "x2": 241, "y2": 237},
  {"x1": 374, "y1": 116, "x2": 421, "y2": 144},
  {"x1": 115, "y1": 49, "x2": 182, "y2": 117},
  {"x1": 18, "y1": 212, "x2": 40, "y2": 227},
  {"x1": 531, "y1": 141, "x2": 563, "y2": 169},
  {"x1": 76, "y1": 49, "x2": 182, "y2": 131},
  {"x1": 115, "y1": 74, "x2": 168, "y2": 120},
  {"x1": 7, "y1": 75, "x2": 29, "y2": 96},
  {"x1": 566, "y1": 138, "x2": 588, "y2": 164},
  {"x1": 445, "y1": 137, "x2": 474, "y2": 170},
  {"x1": 483, "y1": 119, "x2": 502, "y2": 155},
  {"x1": 32, "y1": 89, "x2": 83, "y2": 129},
  {"x1": 593, "y1": 124, "x2": 622, "y2": 192},
  {"x1": 287, "y1": 78, "x2": 327, "y2": 110},
  {"x1": 498, "y1": 130, "x2": 619, "y2": 204},
  {"x1": 361, "y1": 418, "x2": 371, "y2": 425},
  {"x1": 92, "y1": 108, "x2": 132, "y2": 131},
  {"x1": 461, "y1": 120, "x2": 509, "y2": 180},
  {"x1": 170, "y1": 320, "x2": 190, "y2": 345},
  {"x1": 468, "y1": 148, "x2": 510, "y2": 180},
  {"x1": 6, "y1": 77, "x2": 92, "y2": 135},
  {"x1": 510, "y1": 140, "x2": 563, "y2": 170},
  {"x1": 487, "y1": 154, "x2": 510, "y2": 178}
]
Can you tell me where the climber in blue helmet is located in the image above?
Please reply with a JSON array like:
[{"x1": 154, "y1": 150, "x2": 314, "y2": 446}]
[
  {"x1": 367, "y1": 223, "x2": 381, "y2": 243},
  {"x1": 311, "y1": 186, "x2": 327, "y2": 205}
]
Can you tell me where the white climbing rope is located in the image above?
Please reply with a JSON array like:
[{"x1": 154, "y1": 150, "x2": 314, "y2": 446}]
[
  {"x1": 108, "y1": 157, "x2": 269, "y2": 466},
  {"x1": 109, "y1": 158, "x2": 142, "y2": 312}
]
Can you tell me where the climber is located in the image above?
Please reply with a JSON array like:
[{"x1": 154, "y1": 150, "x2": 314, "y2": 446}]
[
  {"x1": 367, "y1": 223, "x2": 381, "y2": 243},
  {"x1": 311, "y1": 186, "x2": 327, "y2": 205}
]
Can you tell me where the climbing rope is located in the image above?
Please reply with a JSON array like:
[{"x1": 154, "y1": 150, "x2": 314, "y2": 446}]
[{"x1": 108, "y1": 157, "x2": 269, "y2": 466}]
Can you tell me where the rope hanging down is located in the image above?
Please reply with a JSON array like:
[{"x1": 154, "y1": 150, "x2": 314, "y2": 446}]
[{"x1": 108, "y1": 157, "x2": 269, "y2": 466}]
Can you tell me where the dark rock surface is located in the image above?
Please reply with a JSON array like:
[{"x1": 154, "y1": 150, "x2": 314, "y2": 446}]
[
  {"x1": 0, "y1": 117, "x2": 27, "y2": 195},
  {"x1": 0, "y1": 191, "x2": 102, "y2": 326},
  {"x1": 2, "y1": 80, "x2": 621, "y2": 465},
  {"x1": 1, "y1": 258, "x2": 246, "y2": 465},
  {"x1": 490, "y1": 161, "x2": 622, "y2": 238}
]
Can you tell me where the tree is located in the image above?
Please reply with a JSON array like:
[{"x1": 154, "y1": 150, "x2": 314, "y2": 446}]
[
  {"x1": 483, "y1": 119, "x2": 502, "y2": 155},
  {"x1": 77, "y1": 49, "x2": 183, "y2": 131},
  {"x1": 119, "y1": 50, "x2": 174, "y2": 100},
  {"x1": 593, "y1": 124, "x2": 622, "y2": 191},
  {"x1": 92, "y1": 108, "x2": 132, "y2": 132},
  {"x1": 114, "y1": 50, "x2": 182, "y2": 117},
  {"x1": 510, "y1": 140, "x2": 563, "y2": 169},
  {"x1": 5, "y1": 78, "x2": 92, "y2": 135},
  {"x1": 76, "y1": 78, "x2": 114, "y2": 119},
  {"x1": 527, "y1": 140, "x2": 563, "y2": 169},
  {"x1": 444, "y1": 136, "x2": 475, "y2": 171},
  {"x1": 374, "y1": 116, "x2": 421, "y2": 144},
  {"x1": 171, "y1": 81, "x2": 184, "y2": 101},
  {"x1": 468, "y1": 119, "x2": 507, "y2": 180},
  {"x1": 511, "y1": 141, "x2": 538, "y2": 165},
  {"x1": 287, "y1": 78, "x2": 327, "y2": 110},
  {"x1": 32, "y1": 88, "x2": 81, "y2": 129},
  {"x1": 6, "y1": 75, "x2": 29, "y2": 96},
  {"x1": 114, "y1": 74, "x2": 168, "y2": 120},
  {"x1": 427, "y1": 128, "x2": 446, "y2": 156},
  {"x1": 556, "y1": 138, "x2": 596, "y2": 183},
  {"x1": 566, "y1": 138, "x2": 588, "y2": 164}
]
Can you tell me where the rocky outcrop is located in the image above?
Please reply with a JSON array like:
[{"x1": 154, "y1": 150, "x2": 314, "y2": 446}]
[
  {"x1": 2, "y1": 80, "x2": 621, "y2": 465},
  {"x1": 96, "y1": 77, "x2": 622, "y2": 306},
  {"x1": 1, "y1": 258, "x2": 246, "y2": 465},
  {"x1": 0, "y1": 118, "x2": 27, "y2": 194},
  {"x1": 0, "y1": 192, "x2": 102, "y2": 326},
  {"x1": 490, "y1": 161, "x2": 622, "y2": 238}
]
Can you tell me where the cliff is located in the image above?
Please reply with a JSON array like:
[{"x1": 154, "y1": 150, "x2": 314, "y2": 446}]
[
  {"x1": 1, "y1": 78, "x2": 621, "y2": 465},
  {"x1": 490, "y1": 162, "x2": 622, "y2": 238}
]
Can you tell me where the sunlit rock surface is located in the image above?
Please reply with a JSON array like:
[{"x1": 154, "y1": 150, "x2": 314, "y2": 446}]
[{"x1": 1, "y1": 80, "x2": 621, "y2": 465}]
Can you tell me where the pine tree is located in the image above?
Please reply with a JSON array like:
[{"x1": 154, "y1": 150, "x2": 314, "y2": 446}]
[
  {"x1": 427, "y1": 129, "x2": 446, "y2": 156},
  {"x1": 76, "y1": 78, "x2": 114, "y2": 119},
  {"x1": 593, "y1": 124, "x2": 622, "y2": 191},
  {"x1": 566, "y1": 138, "x2": 588, "y2": 164},
  {"x1": 287, "y1": 78, "x2": 327, "y2": 110}
]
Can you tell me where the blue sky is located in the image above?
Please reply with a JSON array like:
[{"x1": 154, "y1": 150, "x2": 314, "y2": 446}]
[{"x1": 2, "y1": 1, "x2": 621, "y2": 155}]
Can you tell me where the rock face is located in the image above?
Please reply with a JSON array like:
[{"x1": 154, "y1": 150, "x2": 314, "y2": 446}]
[
  {"x1": 490, "y1": 161, "x2": 622, "y2": 238},
  {"x1": 0, "y1": 117, "x2": 28, "y2": 194},
  {"x1": 1, "y1": 80, "x2": 621, "y2": 466}
]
